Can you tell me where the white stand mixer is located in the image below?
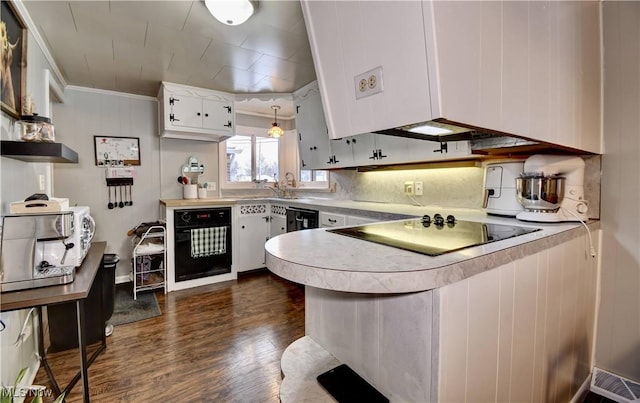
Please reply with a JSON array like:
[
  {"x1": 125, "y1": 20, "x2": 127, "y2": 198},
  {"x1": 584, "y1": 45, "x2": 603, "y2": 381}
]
[{"x1": 516, "y1": 155, "x2": 589, "y2": 222}]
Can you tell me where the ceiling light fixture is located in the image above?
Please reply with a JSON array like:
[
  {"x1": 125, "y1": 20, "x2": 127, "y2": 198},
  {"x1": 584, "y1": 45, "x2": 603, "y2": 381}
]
[
  {"x1": 268, "y1": 105, "x2": 284, "y2": 138},
  {"x1": 204, "y1": 0, "x2": 256, "y2": 26}
]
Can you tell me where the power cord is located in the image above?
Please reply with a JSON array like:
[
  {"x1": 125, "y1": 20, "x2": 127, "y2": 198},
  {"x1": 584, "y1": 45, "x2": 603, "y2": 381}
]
[
  {"x1": 561, "y1": 207, "x2": 596, "y2": 258},
  {"x1": 406, "y1": 193, "x2": 423, "y2": 207}
]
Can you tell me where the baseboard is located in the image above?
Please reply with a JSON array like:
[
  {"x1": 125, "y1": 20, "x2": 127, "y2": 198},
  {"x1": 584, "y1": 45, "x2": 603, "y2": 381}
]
[
  {"x1": 116, "y1": 275, "x2": 130, "y2": 284},
  {"x1": 571, "y1": 373, "x2": 593, "y2": 403}
]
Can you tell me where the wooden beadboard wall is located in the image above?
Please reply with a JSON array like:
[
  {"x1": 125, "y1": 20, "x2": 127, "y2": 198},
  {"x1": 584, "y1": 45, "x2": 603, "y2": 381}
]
[{"x1": 439, "y1": 231, "x2": 601, "y2": 402}]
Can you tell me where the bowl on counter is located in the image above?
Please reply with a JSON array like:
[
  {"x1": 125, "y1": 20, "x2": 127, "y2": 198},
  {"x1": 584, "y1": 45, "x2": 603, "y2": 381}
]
[{"x1": 515, "y1": 173, "x2": 565, "y2": 212}]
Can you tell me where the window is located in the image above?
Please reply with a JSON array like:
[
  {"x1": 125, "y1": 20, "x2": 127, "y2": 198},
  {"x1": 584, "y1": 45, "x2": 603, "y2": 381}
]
[
  {"x1": 224, "y1": 134, "x2": 279, "y2": 185},
  {"x1": 220, "y1": 124, "x2": 329, "y2": 190},
  {"x1": 300, "y1": 170, "x2": 328, "y2": 183}
]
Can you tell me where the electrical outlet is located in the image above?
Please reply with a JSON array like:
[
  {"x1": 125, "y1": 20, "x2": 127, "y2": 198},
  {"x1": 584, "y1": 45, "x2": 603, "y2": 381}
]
[
  {"x1": 404, "y1": 181, "x2": 414, "y2": 195},
  {"x1": 39, "y1": 174, "x2": 46, "y2": 191},
  {"x1": 358, "y1": 78, "x2": 368, "y2": 93},
  {"x1": 414, "y1": 181, "x2": 423, "y2": 196},
  {"x1": 355, "y1": 66, "x2": 383, "y2": 99},
  {"x1": 206, "y1": 181, "x2": 217, "y2": 191}
]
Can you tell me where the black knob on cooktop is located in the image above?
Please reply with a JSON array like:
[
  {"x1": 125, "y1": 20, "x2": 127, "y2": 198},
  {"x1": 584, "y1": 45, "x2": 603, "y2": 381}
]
[
  {"x1": 433, "y1": 214, "x2": 445, "y2": 227},
  {"x1": 421, "y1": 214, "x2": 431, "y2": 223},
  {"x1": 433, "y1": 213, "x2": 443, "y2": 220},
  {"x1": 446, "y1": 215, "x2": 456, "y2": 224}
]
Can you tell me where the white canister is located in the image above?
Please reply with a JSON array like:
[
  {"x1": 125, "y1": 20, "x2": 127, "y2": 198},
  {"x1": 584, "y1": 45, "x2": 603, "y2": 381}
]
[
  {"x1": 198, "y1": 188, "x2": 207, "y2": 199},
  {"x1": 183, "y1": 184, "x2": 197, "y2": 199}
]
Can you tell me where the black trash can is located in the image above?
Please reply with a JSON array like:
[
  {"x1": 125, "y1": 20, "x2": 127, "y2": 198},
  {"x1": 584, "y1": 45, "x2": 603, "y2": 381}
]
[
  {"x1": 48, "y1": 254, "x2": 119, "y2": 352},
  {"x1": 102, "y1": 254, "x2": 119, "y2": 336}
]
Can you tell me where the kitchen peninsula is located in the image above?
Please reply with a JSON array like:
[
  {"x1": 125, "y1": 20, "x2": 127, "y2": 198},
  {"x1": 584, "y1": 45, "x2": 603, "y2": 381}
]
[{"x1": 266, "y1": 215, "x2": 600, "y2": 402}]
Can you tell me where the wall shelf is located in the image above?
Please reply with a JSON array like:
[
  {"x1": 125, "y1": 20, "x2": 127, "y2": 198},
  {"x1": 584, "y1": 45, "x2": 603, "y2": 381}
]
[{"x1": 0, "y1": 140, "x2": 78, "y2": 163}]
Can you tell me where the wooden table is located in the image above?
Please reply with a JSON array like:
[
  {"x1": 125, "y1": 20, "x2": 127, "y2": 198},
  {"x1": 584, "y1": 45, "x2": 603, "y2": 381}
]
[{"x1": 1, "y1": 241, "x2": 107, "y2": 402}]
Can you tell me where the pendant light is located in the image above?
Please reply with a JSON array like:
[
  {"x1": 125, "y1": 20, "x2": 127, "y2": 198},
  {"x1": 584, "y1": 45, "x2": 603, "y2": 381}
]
[
  {"x1": 268, "y1": 105, "x2": 284, "y2": 138},
  {"x1": 204, "y1": 0, "x2": 256, "y2": 26}
]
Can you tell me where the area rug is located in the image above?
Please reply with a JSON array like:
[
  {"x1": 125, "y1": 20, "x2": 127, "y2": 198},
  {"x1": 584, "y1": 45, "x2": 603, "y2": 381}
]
[{"x1": 109, "y1": 284, "x2": 161, "y2": 326}]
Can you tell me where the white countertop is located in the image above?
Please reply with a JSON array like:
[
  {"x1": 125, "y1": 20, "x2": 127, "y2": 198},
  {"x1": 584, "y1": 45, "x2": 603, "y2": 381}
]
[
  {"x1": 159, "y1": 196, "x2": 599, "y2": 293},
  {"x1": 263, "y1": 201, "x2": 600, "y2": 293}
]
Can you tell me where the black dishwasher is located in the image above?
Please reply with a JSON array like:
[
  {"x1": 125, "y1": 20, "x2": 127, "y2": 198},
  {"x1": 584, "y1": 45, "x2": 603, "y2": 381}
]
[
  {"x1": 174, "y1": 208, "x2": 232, "y2": 282},
  {"x1": 286, "y1": 207, "x2": 319, "y2": 232}
]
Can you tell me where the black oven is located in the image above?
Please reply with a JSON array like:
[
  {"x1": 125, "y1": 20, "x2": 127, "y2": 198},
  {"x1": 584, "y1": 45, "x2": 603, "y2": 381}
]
[
  {"x1": 174, "y1": 208, "x2": 232, "y2": 282},
  {"x1": 286, "y1": 207, "x2": 319, "y2": 232}
]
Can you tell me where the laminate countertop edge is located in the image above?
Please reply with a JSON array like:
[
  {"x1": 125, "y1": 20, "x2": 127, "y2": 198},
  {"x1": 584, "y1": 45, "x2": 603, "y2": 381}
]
[{"x1": 265, "y1": 221, "x2": 600, "y2": 294}]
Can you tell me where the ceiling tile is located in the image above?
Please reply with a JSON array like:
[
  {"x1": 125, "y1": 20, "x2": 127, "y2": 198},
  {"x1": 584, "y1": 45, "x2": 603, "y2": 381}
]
[
  {"x1": 254, "y1": 1, "x2": 304, "y2": 32},
  {"x1": 211, "y1": 67, "x2": 267, "y2": 93},
  {"x1": 144, "y1": 22, "x2": 212, "y2": 58},
  {"x1": 249, "y1": 54, "x2": 302, "y2": 81},
  {"x1": 201, "y1": 39, "x2": 263, "y2": 70},
  {"x1": 109, "y1": 1, "x2": 194, "y2": 32},
  {"x1": 240, "y1": 24, "x2": 307, "y2": 60},
  {"x1": 250, "y1": 76, "x2": 296, "y2": 94},
  {"x1": 70, "y1": 3, "x2": 147, "y2": 48}
]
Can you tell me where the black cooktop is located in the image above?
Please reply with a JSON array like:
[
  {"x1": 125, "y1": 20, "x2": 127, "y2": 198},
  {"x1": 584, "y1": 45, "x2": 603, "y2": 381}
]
[{"x1": 327, "y1": 214, "x2": 540, "y2": 256}]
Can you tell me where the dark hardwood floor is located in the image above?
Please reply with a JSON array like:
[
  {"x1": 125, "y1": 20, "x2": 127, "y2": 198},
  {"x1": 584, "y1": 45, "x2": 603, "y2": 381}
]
[{"x1": 34, "y1": 270, "x2": 305, "y2": 402}]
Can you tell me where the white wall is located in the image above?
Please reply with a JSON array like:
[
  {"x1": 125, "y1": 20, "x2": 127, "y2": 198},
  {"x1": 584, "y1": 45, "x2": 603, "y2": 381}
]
[
  {"x1": 52, "y1": 88, "x2": 161, "y2": 279},
  {"x1": 596, "y1": 2, "x2": 640, "y2": 381}
]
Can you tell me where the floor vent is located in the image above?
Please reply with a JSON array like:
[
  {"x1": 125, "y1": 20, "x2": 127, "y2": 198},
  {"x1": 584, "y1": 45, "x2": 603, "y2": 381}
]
[{"x1": 591, "y1": 367, "x2": 640, "y2": 403}]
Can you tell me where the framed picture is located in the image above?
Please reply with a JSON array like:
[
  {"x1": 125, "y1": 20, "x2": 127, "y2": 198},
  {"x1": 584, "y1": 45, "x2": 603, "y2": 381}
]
[
  {"x1": 94, "y1": 136, "x2": 141, "y2": 166},
  {"x1": 1, "y1": 0, "x2": 27, "y2": 119}
]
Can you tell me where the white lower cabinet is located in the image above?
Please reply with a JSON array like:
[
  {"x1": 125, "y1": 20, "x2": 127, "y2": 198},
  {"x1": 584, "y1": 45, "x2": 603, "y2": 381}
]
[
  {"x1": 270, "y1": 215, "x2": 287, "y2": 237},
  {"x1": 320, "y1": 212, "x2": 346, "y2": 228},
  {"x1": 235, "y1": 204, "x2": 270, "y2": 272}
]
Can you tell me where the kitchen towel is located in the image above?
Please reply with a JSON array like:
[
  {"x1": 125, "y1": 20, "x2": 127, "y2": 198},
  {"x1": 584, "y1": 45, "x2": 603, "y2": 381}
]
[{"x1": 191, "y1": 226, "x2": 227, "y2": 258}]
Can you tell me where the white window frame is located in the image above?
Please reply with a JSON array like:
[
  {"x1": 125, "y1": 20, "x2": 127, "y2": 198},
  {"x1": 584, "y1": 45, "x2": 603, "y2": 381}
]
[
  {"x1": 219, "y1": 126, "x2": 281, "y2": 189},
  {"x1": 219, "y1": 125, "x2": 331, "y2": 191}
]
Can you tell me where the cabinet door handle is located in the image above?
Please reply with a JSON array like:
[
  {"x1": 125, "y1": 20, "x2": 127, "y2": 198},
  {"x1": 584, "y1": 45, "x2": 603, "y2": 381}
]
[
  {"x1": 301, "y1": 159, "x2": 307, "y2": 167},
  {"x1": 241, "y1": 225, "x2": 245, "y2": 229},
  {"x1": 197, "y1": 112, "x2": 201, "y2": 116},
  {"x1": 328, "y1": 218, "x2": 337, "y2": 223},
  {"x1": 434, "y1": 143, "x2": 448, "y2": 153},
  {"x1": 377, "y1": 149, "x2": 387, "y2": 159},
  {"x1": 205, "y1": 113, "x2": 209, "y2": 117},
  {"x1": 170, "y1": 113, "x2": 180, "y2": 122},
  {"x1": 224, "y1": 120, "x2": 232, "y2": 128},
  {"x1": 296, "y1": 105, "x2": 300, "y2": 114},
  {"x1": 169, "y1": 97, "x2": 180, "y2": 105},
  {"x1": 333, "y1": 155, "x2": 339, "y2": 164},
  {"x1": 299, "y1": 133, "x2": 302, "y2": 141},
  {"x1": 295, "y1": 217, "x2": 304, "y2": 222},
  {"x1": 369, "y1": 150, "x2": 377, "y2": 160}
]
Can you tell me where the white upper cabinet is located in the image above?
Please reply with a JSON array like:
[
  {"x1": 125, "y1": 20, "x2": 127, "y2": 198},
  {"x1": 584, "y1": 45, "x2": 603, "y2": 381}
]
[
  {"x1": 293, "y1": 81, "x2": 333, "y2": 170},
  {"x1": 301, "y1": 1, "x2": 435, "y2": 140},
  {"x1": 158, "y1": 82, "x2": 235, "y2": 142},
  {"x1": 302, "y1": 1, "x2": 602, "y2": 154},
  {"x1": 428, "y1": 1, "x2": 601, "y2": 154}
]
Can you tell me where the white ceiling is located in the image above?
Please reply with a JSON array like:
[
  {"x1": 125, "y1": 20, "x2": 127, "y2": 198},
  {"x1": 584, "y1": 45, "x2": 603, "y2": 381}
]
[{"x1": 22, "y1": 0, "x2": 316, "y2": 117}]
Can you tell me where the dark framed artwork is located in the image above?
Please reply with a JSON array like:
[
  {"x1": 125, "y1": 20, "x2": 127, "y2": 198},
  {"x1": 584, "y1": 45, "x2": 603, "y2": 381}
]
[
  {"x1": 94, "y1": 136, "x2": 141, "y2": 166},
  {"x1": 1, "y1": 0, "x2": 27, "y2": 119}
]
